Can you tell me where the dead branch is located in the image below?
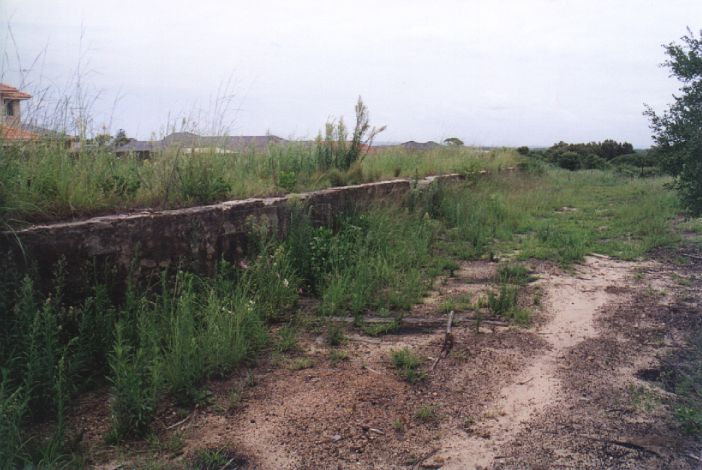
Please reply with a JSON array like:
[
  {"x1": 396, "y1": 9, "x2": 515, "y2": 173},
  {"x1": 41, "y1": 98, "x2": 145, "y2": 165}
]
[
  {"x1": 165, "y1": 410, "x2": 194, "y2": 430},
  {"x1": 681, "y1": 253, "x2": 702, "y2": 261},
  {"x1": 577, "y1": 434, "x2": 662, "y2": 458},
  {"x1": 413, "y1": 447, "x2": 440, "y2": 470},
  {"x1": 431, "y1": 311, "x2": 455, "y2": 372}
]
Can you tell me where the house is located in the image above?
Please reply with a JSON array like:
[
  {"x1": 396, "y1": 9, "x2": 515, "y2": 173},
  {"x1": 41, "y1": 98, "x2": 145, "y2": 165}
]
[
  {"x1": 115, "y1": 132, "x2": 288, "y2": 158},
  {"x1": 400, "y1": 140, "x2": 441, "y2": 150},
  {"x1": 0, "y1": 83, "x2": 37, "y2": 142}
]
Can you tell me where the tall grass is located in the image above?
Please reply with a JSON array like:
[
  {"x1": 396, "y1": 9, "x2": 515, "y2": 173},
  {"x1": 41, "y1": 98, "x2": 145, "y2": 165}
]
[
  {"x1": 431, "y1": 169, "x2": 680, "y2": 264},
  {"x1": 0, "y1": 166, "x2": 682, "y2": 465},
  {"x1": 0, "y1": 141, "x2": 521, "y2": 224}
]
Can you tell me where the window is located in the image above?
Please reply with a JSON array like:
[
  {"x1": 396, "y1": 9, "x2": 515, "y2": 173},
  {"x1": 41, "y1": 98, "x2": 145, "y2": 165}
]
[{"x1": 5, "y1": 101, "x2": 15, "y2": 116}]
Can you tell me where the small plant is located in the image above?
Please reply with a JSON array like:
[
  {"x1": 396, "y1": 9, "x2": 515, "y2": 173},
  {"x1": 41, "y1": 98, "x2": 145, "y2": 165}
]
[
  {"x1": 392, "y1": 419, "x2": 404, "y2": 432},
  {"x1": 506, "y1": 307, "x2": 531, "y2": 325},
  {"x1": 329, "y1": 350, "x2": 349, "y2": 367},
  {"x1": 227, "y1": 388, "x2": 242, "y2": 411},
  {"x1": 414, "y1": 404, "x2": 437, "y2": 423},
  {"x1": 275, "y1": 325, "x2": 298, "y2": 353},
  {"x1": 287, "y1": 356, "x2": 315, "y2": 371},
  {"x1": 108, "y1": 324, "x2": 157, "y2": 441},
  {"x1": 390, "y1": 348, "x2": 425, "y2": 384},
  {"x1": 439, "y1": 299, "x2": 455, "y2": 314},
  {"x1": 187, "y1": 447, "x2": 248, "y2": 470},
  {"x1": 326, "y1": 323, "x2": 345, "y2": 347},
  {"x1": 497, "y1": 263, "x2": 533, "y2": 285},
  {"x1": 487, "y1": 285, "x2": 518, "y2": 316},
  {"x1": 362, "y1": 320, "x2": 400, "y2": 337},
  {"x1": 463, "y1": 416, "x2": 475, "y2": 429}
]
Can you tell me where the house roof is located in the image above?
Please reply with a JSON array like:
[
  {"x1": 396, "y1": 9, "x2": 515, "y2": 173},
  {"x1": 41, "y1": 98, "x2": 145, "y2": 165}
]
[
  {"x1": 401, "y1": 141, "x2": 441, "y2": 150},
  {"x1": 115, "y1": 140, "x2": 163, "y2": 153},
  {"x1": 0, "y1": 83, "x2": 32, "y2": 100},
  {"x1": 161, "y1": 132, "x2": 287, "y2": 150},
  {"x1": 0, "y1": 124, "x2": 39, "y2": 141},
  {"x1": 116, "y1": 133, "x2": 288, "y2": 154}
]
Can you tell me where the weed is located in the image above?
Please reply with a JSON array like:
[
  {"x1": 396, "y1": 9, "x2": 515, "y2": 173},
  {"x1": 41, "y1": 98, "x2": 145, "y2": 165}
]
[
  {"x1": 390, "y1": 348, "x2": 425, "y2": 384},
  {"x1": 627, "y1": 384, "x2": 660, "y2": 412},
  {"x1": 362, "y1": 320, "x2": 400, "y2": 337},
  {"x1": 487, "y1": 285, "x2": 519, "y2": 316},
  {"x1": 287, "y1": 357, "x2": 315, "y2": 371},
  {"x1": 439, "y1": 299, "x2": 455, "y2": 314},
  {"x1": 414, "y1": 404, "x2": 438, "y2": 423},
  {"x1": 187, "y1": 447, "x2": 248, "y2": 470},
  {"x1": 326, "y1": 323, "x2": 345, "y2": 347},
  {"x1": 497, "y1": 263, "x2": 533, "y2": 285},
  {"x1": 329, "y1": 350, "x2": 349, "y2": 367},
  {"x1": 108, "y1": 323, "x2": 158, "y2": 441},
  {"x1": 275, "y1": 326, "x2": 298, "y2": 353}
]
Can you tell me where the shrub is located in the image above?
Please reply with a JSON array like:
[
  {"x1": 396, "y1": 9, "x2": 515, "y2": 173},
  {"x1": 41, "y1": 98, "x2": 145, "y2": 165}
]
[
  {"x1": 108, "y1": 324, "x2": 158, "y2": 441},
  {"x1": 487, "y1": 285, "x2": 518, "y2": 316},
  {"x1": 496, "y1": 264, "x2": 532, "y2": 285},
  {"x1": 0, "y1": 373, "x2": 29, "y2": 466}
]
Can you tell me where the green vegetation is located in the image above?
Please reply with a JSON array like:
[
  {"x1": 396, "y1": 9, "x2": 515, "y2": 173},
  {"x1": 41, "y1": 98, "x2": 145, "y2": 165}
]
[
  {"x1": 496, "y1": 263, "x2": 533, "y2": 285},
  {"x1": 414, "y1": 404, "x2": 438, "y2": 423},
  {"x1": 286, "y1": 356, "x2": 315, "y2": 371},
  {"x1": 390, "y1": 347, "x2": 425, "y2": 384},
  {"x1": 328, "y1": 349, "x2": 349, "y2": 367},
  {"x1": 0, "y1": 139, "x2": 519, "y2": 225},
  {"x1": 646, "y1": 28, "x2": 702, "y2": 215},
  {"x1": 525, "y1": 140, "x2": 660, "y2": 175},
  {"x1": 662, "y1": 330, "x2": 702, "y2": 435},
  {"x1": 433, "y1": 170, "x2": 678, "y2": 264},
  {"x1": 0, "y1": 161, "x2": 685, "y2": 465}
]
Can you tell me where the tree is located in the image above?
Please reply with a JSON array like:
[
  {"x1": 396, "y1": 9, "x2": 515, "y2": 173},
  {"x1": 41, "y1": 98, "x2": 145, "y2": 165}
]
[
  {"x1": 113, "y1": 129, "x2": 130, "y2": 147},
  {"x1": 443, "y1": 137, "x2": 464, "y2": 147},
  {"x1": 645, "y1": 28, "x2": 702, "y2": 214}
]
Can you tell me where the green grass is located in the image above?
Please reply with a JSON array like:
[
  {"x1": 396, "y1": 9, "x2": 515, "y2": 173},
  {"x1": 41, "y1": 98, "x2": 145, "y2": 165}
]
[
  {"x1": 390, "y1": 347, "x2": 425, "y2": 384},
  {"x1": 0, "y1": 164, "x2": 685, "y2": 466},
  {"x1": 286, "y1": 356, "x2": 315, "y2": 371},
  {"x1": 414, "y1": 404, "x2": 438, "y2": 423},
  {"x1": 0, "y1": 142, "x2": 520, "y2": 224},
  {"x1": 433, "y1": 169, "x2": 679, "y2": 265},
  {"x1": 496, "y1": 264, "x2": 533, "y2": 285},
  {"x1": 329, "y1": 349, "x2": 349, "y2": 367}
]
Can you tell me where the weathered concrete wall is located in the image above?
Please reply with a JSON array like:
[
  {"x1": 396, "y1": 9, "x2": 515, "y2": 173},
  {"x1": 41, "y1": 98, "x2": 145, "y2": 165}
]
[{"x1": 1, "y1": 174, "x2": 465, "y2": 292}]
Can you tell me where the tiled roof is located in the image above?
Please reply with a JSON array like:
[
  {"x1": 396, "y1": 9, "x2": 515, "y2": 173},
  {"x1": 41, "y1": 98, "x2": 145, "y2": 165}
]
[
  {"x1": 0, "y1": 124, "x2": 38, "y2": 141},
  {"x1": 0, "y1": 83, "x2": 32, "y2": 100}
]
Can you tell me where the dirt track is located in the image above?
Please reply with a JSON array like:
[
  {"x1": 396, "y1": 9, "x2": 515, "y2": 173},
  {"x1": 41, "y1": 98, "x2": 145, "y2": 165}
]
[{"x1": 96, "y1": 254, "x2": 701, "y2": 469}]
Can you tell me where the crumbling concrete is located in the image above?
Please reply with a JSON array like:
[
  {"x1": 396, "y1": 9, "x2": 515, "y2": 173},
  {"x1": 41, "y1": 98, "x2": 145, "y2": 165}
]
[{"x1": 1, "y1": 174, "x2": 465, "y2": 293}]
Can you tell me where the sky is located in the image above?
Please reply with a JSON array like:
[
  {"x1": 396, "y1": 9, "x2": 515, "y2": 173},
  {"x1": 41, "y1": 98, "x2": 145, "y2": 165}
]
[{"x1": 1, "y1": 0, "x2": 700, "y2": 147}]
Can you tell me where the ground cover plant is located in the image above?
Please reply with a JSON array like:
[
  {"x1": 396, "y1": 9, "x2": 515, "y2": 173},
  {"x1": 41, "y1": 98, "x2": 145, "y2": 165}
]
[{"x1": 0, "y1": 163, "x2": 688, "y2": 467}]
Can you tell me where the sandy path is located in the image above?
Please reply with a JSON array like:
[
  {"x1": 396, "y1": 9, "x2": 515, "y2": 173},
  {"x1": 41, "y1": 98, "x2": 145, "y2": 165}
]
[{"x1": 430, "y1": 256, "x2": 643, "y2": 469}]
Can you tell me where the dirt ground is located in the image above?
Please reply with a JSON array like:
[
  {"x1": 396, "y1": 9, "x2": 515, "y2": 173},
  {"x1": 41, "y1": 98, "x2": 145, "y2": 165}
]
[{"x1": 88, "y1": 251, "x2": 702, "y2": 470}]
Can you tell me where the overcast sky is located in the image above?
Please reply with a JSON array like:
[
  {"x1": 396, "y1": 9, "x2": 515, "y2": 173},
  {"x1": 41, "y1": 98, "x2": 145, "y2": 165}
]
[{"x1": 1, "y1": 0, "x2": 699, "y2": 146}]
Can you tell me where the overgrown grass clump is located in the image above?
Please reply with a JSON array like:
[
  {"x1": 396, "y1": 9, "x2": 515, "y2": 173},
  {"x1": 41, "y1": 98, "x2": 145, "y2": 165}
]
[
  {"x1": 0, "y1": 239, "x2": 298, "y2": 464},
  {"x1": 286, "y1": 207, "x2": 437, "y2": 316}
]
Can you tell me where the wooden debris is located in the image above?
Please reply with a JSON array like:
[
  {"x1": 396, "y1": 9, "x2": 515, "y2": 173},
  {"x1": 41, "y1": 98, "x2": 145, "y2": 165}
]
[{"x1": 430, "y1": 311, "x2": 455, "y2": 372}]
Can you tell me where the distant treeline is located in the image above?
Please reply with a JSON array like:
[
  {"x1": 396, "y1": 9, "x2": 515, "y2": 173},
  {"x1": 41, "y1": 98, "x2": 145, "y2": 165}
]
[{"x1": 518, "y1": 140, "x2": 662, "y2": 176}]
